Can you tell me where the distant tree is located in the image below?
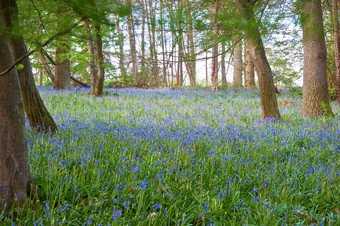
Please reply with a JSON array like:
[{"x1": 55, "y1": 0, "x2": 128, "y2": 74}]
[
  {"x1": 84, "y1": 18, "x2": 97, "y2": 94},
  {"x1": 210, "y1": 0, "x2": 219, "y2": 92},
  {"x1": 94, "y1": 23, "x2": 105, "y2": 96},
  {"x1": 233, "y1": 35, "x2": 243, "y2": 87},
  {"x1": 300, "y1": 0, "x2": 333, "y2": 116},
  {"x1": 236, "y1": 0, "x2": 280, "y2": 119},
  {"x1": 244, "y1": 40, "x2": 255, "y2": 89},
  {"x1": 54, "y1": 8, "x2": 71, "y2": 89}
]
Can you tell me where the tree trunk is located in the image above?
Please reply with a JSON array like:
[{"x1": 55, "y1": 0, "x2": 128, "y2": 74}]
[
  {"x1": 116, "y1": 15, "x2": 126, "y2": 82},
  {"x1": 245, "y1": 40, "x2": 255, "y2": 89},
  {"x1": 233, "y1": 36, "x2": 243, "y2": 87},
  {"x1": 95, "y1": 24, "x2": 105, "y2": 96},
  {"x1": 301, "y1": 0, "x2": 332, "y2": 116},
  {"x1": 141, "y1": 0, "x2": 146, "y2": 75},
  {"x1": 185, "y1": 0, "x2": 196, "y2": 86},
  {"x1": 39, "y1": 52, "x2": 55, "y2": 82},
  {"x1": 206, "y1": 50, "x2": 209, "y2": 87},
  {"x1": 2, "y1": 0, "x2": 57, "y2": 133},
  {"x1": 160, "y1": 0, "x2": 168, "y2": 87},
  {"x1": 84, "y1": 18, "x2": 97, "y2": 94},
  {"x1": 39, "y1": 69, "x2": 43, "y2": 86},
  {"x1": 221, "y1": 42, "x2": 227, "y2": 85},
  {"x1": 150, "y1": 1, "x2": 160, "y2": 87},
  {"x1": 127, "y1": 12, "x2": 138, "y2": 86},
  {"x1": 211, "y1": 0, "x2": 219, "y2": 92},
  {"x1": 0, "y1": 29, "x2": 36, "y2": 211},
  {"x1": 236, "y1": 0, "x2": 280, "y2": 119},
  {"x1": 332, "y1": 0, "x2": 340, "y2": 104},
  {"x1": 54, "y1": 9, "x2": 71, "y2": 89}
]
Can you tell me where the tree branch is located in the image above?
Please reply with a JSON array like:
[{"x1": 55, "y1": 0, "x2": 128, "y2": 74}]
[{"x1": 0, "y1": 23, "x2": 80, "y2": 77}]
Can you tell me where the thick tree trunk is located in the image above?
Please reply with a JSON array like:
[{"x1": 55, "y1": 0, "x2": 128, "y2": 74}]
[
  {"x1": 54, "y1": 9, "x2": 71, "y2": 89},
  {"x1": 95, "y1": 24, "x2": 105, "y2": 96},
  {"x1": 301, "y1": 0, "x2": 332, "y2": 116},
  {"x1": 245, "y1": 40, "x2": 255, "y2": 89},
  {"x1": 233, "y1": 36, "x2": 243, "y2": 87},
  {"x1": 211, "y1": 0, "x2": 219, "y2": 92},
  {"x1": 0, "y1": 30, "x2": 36, "y2": 211},
  {"x1": 2, "y1": 0, "x2": 57, "y2": 133},
  {"x1": 236, "y1": 0, "x2": 280, "y2": 119},
  {"x1": 84, "y1": 18, "x2": 97, "y2": 94},
  {"x1": 221, "y1": 42, "x2": 227, "y2": 85}
]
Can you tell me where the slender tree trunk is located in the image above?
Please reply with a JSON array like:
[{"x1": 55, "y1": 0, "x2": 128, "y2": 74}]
[
  {"x1": 332, "y1": 0, "x2": 340, "y2": 104},
  {"x1": 150, "y1": 1, "x2": 160, "y2": 87},
  {"x1": 84, "y1": 18, "x2": 97, "y2": 94},
  {"x1": 127, "y1": 10, "x2": 138, "y2": 86},
  {"x1": 0, "y1": 29, "x2": 36, "y2": 211},
  {"x1": 236, "y1": 0, "x2": 280, "y2": 119},
  {"x1": 116, "y1": 15, "x2": 126, "y2": 82},
  {"x1": 39, "y1": 69, "x2": 43, "y2": 86},
  {"x1": 141, "y1": 0, "x2": 146, "y2": 77},
  {"x1": 245, "y1": 40, "x2": 255, "y2": 89},
  {"x1": 221, "y1": 42, "x2": 227, "y2": 85},
  {"x1": 301, "y1": 0, "x2": 332, "y2": 116},
  {"x1": 94, "y1": 24, "x2": 105, "y2": 96},
  {"x1": 185, "y1": 0, "x2": 196, "y2": 86},
  {"x1": 160, "y1": 0, "x2": 168, "y2": 87},
  {"x1": 2, "y1": 0, "x2": 57, "y2": 133},
  {"x1": 40, "y1": 52, "x2": 55, "y2": 82},
  {"x1": 211, "y1": 0, "x2": 219, "y2": 92},
  {"x1": 206, "y1": 50, "x2": 209, "y2": 87},
  {"x1": 233, "y1": 36, "x2": 243, "y2": 87}
]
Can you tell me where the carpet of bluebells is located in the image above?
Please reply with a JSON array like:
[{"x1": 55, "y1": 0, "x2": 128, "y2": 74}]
[{"x1": 7, "y1": 87, "x2": 340, "y2": 225}]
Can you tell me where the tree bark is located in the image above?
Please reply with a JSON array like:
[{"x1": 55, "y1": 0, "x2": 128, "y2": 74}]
[
  {"x1": 160, "y1": 0, "x2": 168, "y2": 87},
  {"x1": 221, "y1": 42, "x2": 227, "y2": 85},
  {"x1": 127, "y1": 11, "x2": 138, "y2": 86},
  {"x1": 116, "y1": 15, "x2": 126, "y2": 82},
  {"x1": 54, "y1": 9, "x2": 71, "y2": 90},
  {"x1": 150, "y1": 1, "x2": 160, "y2": 87},
  {"x1": 95, "y1": 24, "x2": 105, "y2": 96},
  {"x1": 332, "y1": 0, "x2": 340, "y2": 104},
  {"x1": 301, "y1": 0, "x2": 332, "y2": 116},
  {"x1": 2, "y1": 0, "x2": 57, "y2": 133},
  {"x1": 233, "y1": 36, "x2": 243, "y2": 87},
  {"x1": 0, "y1": 27, "x2": 36, "y2": 211},
  {"x1": 185, "y1": 0, "x2": 196, "y2": 86},
  {"x1": 211, "y1": 0, "x2": 219, "y2": 92},
  {"x1": 236, "y1": 0, "x2": 280, "y2": 119},
  {"x1": 245, "y1": 39, "x2": 255, "y2": 89},
  {"x1": 84, "y1": 18, "x2": 97, "y2": 94}
]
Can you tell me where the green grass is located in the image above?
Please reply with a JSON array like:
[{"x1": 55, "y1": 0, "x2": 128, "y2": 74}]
[{"x1": 4, "y1": 87, "x2": 340, "y2": 225}]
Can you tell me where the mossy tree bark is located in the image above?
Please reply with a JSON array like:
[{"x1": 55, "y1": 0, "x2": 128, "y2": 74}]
[
  {"x1": 236, "y1": 0, "x2": 280, "y2": 119},
  {"x1": 2, "y1": 0, "x2": 57, "y2": 133},
  {"x1": 301, "y1": 0, "x2": 333, "y2": 116},
  {"x1": 0, "y1": 17, "x2": 36, "y2": 210}
]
